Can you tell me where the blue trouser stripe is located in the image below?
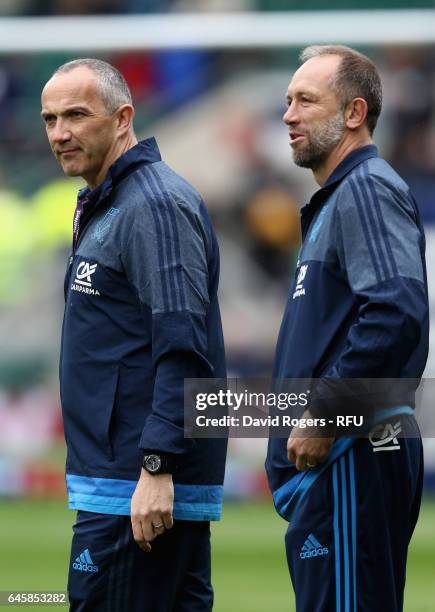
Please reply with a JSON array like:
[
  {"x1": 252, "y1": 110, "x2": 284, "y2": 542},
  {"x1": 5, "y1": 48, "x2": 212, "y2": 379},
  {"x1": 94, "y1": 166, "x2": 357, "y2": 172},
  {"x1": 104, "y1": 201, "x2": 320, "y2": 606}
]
[
  {"x1": 334, "y1": 451, "x2": 357, "y2": 612},
  {"x1": 349, "y1": 448, "x2": 357, "y2": 612},
  {"x1": 340, "y1": 456, "x2": 350, "y2": 612},
  {"x1": 333, "y1": 463, "x2": 341, "y2": 612}
]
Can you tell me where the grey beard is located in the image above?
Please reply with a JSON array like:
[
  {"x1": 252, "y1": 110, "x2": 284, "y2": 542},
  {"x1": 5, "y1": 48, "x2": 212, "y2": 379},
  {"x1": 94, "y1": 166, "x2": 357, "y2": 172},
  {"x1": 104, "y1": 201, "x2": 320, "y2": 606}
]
[{"x1": 293, "y1": 112, "x2": 345, "y2": 170}]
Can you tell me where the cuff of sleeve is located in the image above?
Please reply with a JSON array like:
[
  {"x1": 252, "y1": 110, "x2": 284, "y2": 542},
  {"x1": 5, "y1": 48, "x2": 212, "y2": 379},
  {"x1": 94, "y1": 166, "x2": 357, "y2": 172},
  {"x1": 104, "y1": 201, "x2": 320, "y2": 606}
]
[{"x1": 139, "y1": 414, "x2": 192, "y2": 455}]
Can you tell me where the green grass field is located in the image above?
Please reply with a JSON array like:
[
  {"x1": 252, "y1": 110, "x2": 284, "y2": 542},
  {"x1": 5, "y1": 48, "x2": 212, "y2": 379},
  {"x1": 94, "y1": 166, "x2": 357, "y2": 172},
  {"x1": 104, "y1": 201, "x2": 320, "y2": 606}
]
[{"x1": 0, "y1": 498, "x2": 433, "y2": 611}]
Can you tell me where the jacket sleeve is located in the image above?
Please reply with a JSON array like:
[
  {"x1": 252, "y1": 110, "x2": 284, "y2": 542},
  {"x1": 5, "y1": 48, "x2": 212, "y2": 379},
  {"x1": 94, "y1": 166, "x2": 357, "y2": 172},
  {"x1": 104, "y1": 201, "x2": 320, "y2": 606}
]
[
  {"x1": 123, "y1": 186, "x2": 213, "y2": 455},
  {"x1": 309, "y1": 171, "x2": 429, "y2": 419}
]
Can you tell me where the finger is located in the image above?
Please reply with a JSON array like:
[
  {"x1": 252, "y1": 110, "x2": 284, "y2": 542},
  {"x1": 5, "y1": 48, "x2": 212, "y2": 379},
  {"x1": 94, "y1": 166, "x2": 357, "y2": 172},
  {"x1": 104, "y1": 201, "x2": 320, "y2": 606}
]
[
  {"x1": 131, "y1": 517, "x2": 152, "y2": 552},
  {"x1": 152, "y1": 521, "x2": 165, "y2": 535},
  {"x1": 140, "y1": 540, "x2": 152, "y2": 553},
  {"x1": 306, "y1": 457, "x2": 317, "y2": 469},
  {"x1": 295, "y1": 455, "x2": 307, "y2": 471},
  {"x1": 287, "y1": 448, "x2": 297, "y2": 463},
  {"x1": 287, "y1": 441, "x2": 297, "y2": 463},
  {"x1": 162, "y1": 512, "x2": 174, "y2": 530},
  {"x1": 143, "y1": 518, "x2": 157, "y2": 543}
]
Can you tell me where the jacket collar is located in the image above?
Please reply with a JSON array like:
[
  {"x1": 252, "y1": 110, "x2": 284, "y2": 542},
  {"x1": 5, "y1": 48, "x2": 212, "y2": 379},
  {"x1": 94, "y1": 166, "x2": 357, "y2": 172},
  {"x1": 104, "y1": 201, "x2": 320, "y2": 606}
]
[
  {"x1": 300, "y1": 145, "x2": 379, "y2": 231},
  {"x1": 78, "y1": 137, "x2": 161, "y2": 204},
  {"x1": 303, "y1": 144, "x2": 379, "y2": 210},
  {"x1": 323, "y1": 144, "x2": 378, "y2": 188}
]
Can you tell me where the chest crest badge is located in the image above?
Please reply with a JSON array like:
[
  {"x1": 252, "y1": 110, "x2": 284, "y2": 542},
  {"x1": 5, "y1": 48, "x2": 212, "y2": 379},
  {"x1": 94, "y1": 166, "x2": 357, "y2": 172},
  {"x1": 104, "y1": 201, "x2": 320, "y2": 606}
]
[{"x1": 92, "y1": 207, "x2": 120, "y2": 244}]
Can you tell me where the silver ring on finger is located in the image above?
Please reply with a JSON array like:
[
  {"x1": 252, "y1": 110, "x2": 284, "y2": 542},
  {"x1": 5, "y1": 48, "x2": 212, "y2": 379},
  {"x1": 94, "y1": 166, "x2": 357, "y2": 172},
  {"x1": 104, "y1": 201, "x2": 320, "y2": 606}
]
[
  {"x1": 306, "y1": 461, "x2": 316, "y2": 468},
  {"x1": 152, "y1": 522, "x2": 164, "y2": 531}
]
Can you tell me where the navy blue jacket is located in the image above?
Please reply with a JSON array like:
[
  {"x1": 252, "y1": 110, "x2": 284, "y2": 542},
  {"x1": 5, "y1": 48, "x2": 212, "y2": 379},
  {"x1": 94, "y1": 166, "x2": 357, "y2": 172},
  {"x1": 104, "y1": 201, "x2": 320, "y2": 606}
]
[
  {"x1": 60, "y1": 138, "x2": 227, "y2": 520},
  {"x1": 266, "y1": 145, "x2": 429, "y2": 521}
]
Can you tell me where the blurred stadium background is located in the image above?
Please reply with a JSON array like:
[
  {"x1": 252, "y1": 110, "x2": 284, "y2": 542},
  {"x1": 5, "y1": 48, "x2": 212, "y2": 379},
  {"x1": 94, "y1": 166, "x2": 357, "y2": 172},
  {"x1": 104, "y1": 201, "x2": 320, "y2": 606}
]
[{"x1": 0, "y1": 1, "x2": 434, "y2": 610}]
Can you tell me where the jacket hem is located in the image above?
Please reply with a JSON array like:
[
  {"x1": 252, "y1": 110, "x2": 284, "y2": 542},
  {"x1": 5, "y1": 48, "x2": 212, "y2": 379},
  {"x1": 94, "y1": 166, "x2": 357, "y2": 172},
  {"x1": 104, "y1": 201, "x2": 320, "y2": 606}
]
[{"x1": 66, "y1": 474, "x2": 223, "y2": 521}]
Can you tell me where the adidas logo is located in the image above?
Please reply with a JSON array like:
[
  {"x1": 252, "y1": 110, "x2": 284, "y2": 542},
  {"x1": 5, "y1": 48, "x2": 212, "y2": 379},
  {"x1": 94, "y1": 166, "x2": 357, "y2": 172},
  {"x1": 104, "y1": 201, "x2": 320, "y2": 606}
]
[
  {"x1": 299, "y1": 533, "x2": 329, "y2": 560},
  {"x1": 72, "y1": 548, "x2": 99, "y2": 573}
]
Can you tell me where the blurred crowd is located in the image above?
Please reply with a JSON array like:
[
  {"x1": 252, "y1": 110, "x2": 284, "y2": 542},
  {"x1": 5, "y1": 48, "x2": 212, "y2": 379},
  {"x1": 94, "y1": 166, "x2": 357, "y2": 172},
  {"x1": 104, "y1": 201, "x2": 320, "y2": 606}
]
[
  {"x1": 1, "y1": 0, "x2": 433, "y2": 16},
  {"x1": 0, "y1": 0, "x2": 252, "y2": 16}
]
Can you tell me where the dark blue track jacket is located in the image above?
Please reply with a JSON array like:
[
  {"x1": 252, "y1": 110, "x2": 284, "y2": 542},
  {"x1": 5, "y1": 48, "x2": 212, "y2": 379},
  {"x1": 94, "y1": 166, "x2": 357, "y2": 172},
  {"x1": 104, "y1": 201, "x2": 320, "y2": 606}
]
[
  {"x1": 266, "y1": 145, "x2": 429, "y2": 521},
  {"x1": 60, "y1": 138, "x2": 227, "y2": 520}
]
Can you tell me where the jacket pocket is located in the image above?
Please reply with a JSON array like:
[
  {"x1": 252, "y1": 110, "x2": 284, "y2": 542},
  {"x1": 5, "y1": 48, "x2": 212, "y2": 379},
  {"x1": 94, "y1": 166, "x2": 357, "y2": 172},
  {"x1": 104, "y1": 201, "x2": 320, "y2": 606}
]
[
  {"x1": 62, "y1": 362, "x2": 120, "y2": 464},
  {"x1": 108, "y1": 364, "x2": 154, "y2": 463}
]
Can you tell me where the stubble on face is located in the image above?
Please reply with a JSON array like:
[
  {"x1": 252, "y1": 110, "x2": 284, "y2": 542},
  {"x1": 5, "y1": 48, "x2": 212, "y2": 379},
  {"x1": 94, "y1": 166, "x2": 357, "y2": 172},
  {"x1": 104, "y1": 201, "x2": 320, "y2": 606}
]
[{"x1": 292, "y1": 110, "x2": 346, "y2": 170}]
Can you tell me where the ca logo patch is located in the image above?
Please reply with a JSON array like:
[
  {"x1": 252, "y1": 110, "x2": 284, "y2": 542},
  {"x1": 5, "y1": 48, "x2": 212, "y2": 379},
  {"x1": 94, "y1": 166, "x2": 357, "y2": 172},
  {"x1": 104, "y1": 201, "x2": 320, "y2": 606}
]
[
  {"x1": 369, "y1": 421, "x2": 402, "y2": 452},
  {"x1": 71, "y1": 261, "x2": 100, "y2": 296}
]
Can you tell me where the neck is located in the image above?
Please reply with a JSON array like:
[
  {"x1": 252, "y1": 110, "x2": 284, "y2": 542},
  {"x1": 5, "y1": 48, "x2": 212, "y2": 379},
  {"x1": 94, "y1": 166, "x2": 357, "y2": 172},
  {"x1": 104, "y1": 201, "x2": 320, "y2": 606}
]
[
  {"x1": 87, "y1": 132, "x2": 138, "y2": 190},
  {"x1": 313, "y1": 132, "x2": 372, "y2": 187}
]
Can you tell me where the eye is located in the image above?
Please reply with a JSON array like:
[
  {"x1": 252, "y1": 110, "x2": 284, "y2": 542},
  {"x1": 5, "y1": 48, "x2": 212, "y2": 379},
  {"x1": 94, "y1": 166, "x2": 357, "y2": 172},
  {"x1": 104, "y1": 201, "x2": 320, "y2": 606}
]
[
  {"x1": 301, "y1": 95, "x2": 317, "y2": 106},
  {"x1": 70, "y1": 111, "x2": 85, "y2": 118},
  {"x1": 43, "y1": 114, "x2": 56, "y2": 126}
]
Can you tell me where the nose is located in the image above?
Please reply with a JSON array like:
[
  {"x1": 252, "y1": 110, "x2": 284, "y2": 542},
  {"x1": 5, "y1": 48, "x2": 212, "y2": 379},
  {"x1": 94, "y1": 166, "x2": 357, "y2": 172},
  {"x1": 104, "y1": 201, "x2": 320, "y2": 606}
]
[
  {"x1": 283, "y1": 101, "x2": 298, "y2": 126},
  {"x1": 50, "y1": 119, "x2": 72, "y2": 144}
]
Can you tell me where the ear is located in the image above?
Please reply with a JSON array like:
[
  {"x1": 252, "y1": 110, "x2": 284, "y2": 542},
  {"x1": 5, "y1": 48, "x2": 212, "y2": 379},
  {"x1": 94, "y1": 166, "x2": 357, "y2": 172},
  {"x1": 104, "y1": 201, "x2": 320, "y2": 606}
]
[
  {"x1": 345, "y1": 98, "x2": 368, "y2": 130},
  {"x1": 115, "y1": 104, "x2": 135, "y2": 135}
]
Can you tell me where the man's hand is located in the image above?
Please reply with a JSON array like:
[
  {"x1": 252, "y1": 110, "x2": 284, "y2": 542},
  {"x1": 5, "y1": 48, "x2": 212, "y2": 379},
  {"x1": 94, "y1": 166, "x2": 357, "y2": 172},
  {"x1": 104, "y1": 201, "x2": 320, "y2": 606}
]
[
  {"x1": 130, "y1": 469, "x2": 174, "y2": 552},
  {"x1": 287, "y1": 411, "x2": 334, "y2": 471}
]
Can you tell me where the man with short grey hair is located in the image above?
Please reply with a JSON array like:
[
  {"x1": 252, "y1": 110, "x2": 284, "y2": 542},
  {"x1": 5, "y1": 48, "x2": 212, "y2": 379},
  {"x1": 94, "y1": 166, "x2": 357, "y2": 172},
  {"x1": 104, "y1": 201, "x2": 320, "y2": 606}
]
[
  {"x1": 53, "y1": 58, "x2": 133, "y2": 112},
  {"x1": 266, "y1": 45, "x2": 427, "y2": 611},
  {"x1": 41, "y1": 58, "x2": 227, "y2": 611}
]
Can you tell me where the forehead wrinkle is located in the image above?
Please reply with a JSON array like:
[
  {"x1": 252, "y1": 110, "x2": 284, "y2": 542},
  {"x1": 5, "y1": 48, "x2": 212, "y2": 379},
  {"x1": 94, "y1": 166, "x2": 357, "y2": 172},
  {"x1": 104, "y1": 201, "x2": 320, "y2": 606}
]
[
  {"x1": 287, "y1": 80, "x2": 322, "y2": 98},
  {"x1": 288, "y1": 75, "x2": 340, "y2": 107}
]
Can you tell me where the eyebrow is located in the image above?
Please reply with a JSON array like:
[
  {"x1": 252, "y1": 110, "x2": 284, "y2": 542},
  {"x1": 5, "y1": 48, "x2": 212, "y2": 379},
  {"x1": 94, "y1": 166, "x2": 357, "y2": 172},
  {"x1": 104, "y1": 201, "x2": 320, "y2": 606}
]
[
  {"x1": 286, "y1": 89, "x2": 318, "y2": 100},
  {"x1": 40, "y1": 105, "x2": 90, "y2": 118}
]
